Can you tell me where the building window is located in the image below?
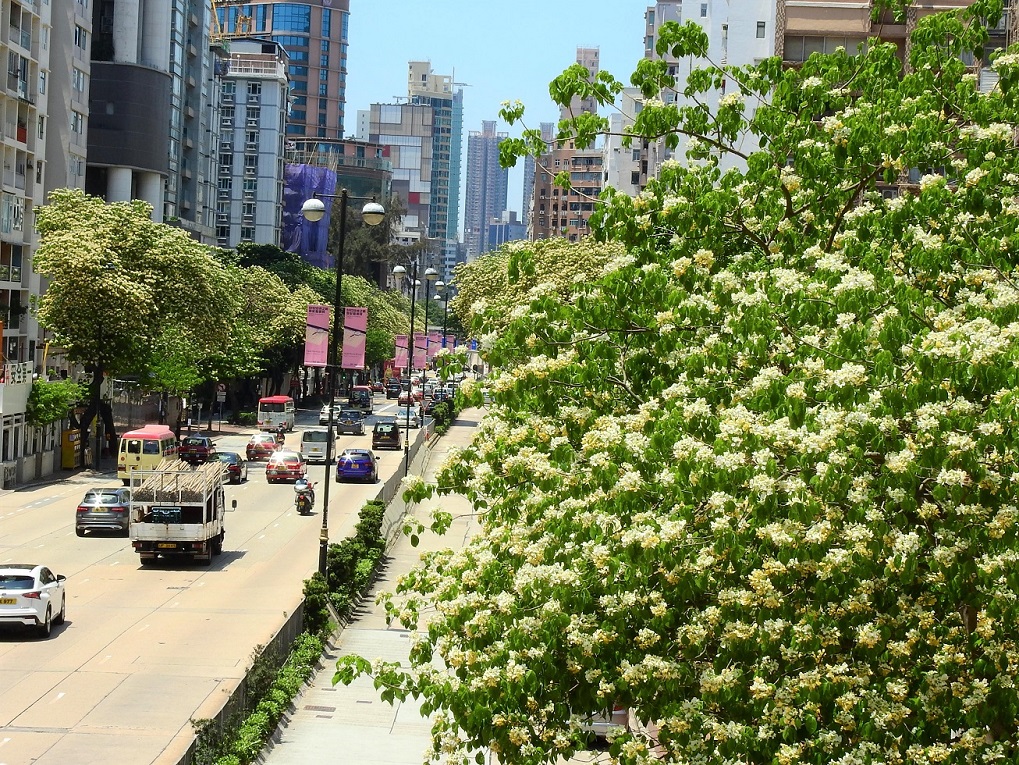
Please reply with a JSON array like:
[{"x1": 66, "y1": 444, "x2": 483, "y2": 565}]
[
  {"x1": 74, "y1": 25, "x2": 88, "y2": 50},
  {"x1": 38, "y1": 71, "x2": 46, "y2": 95},
  {"x1": 272, "y1": 5, "x2": 311, "y2": 33},
  {"x1": 240, "y1": 226, "x2": 254, "y2": 240},
  {"x1": 700, "y1": 3, "x2": 707, "y2": 17},
  {"x1": 71, "y1": 67, "x2": 86, "y2": 94},
  {"x1": 247, "y1": 81, "x2": 261, "y2": 97},
  {"x1": 322, "y1": 8, "x2": 332, "y2": 37},
  {"x1": 244, "y1": 178, "x2": 257, "y2": 192},
  {"x1": 757, "y1": 21, "x2": 766, "y2": 38},
  {"x1": 70, "y1": 111, "x2": 84, "y2": 135}
]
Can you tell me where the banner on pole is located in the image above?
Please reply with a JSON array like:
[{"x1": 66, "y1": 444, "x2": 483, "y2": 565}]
[
  {"x1": 427, "y1": 331, "x2": 441, "y2": 359},
  {"x1": 303, "y1": 304, "x2": 330, "y2": 367},
  {"x1": 413, "y1": 332, "x2": 427, "y2": 370},
  {"x1": 341, "y1": 307, "x2": 368, "y2": 369},
  {"x1": 395, "y1": 335, "x2": 408, "y2": 371},
  {"x1": 445, "y1": 334, "x2": 456, "y2": 350}
]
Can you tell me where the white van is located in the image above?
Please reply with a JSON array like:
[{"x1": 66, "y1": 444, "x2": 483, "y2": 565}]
[{"x1": 301, "y1": 429, "x2": 332, "y2": 463}]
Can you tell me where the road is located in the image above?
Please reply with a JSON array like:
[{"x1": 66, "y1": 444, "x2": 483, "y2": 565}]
[{"x1": 0, "y1": 398, "x2": 425, "y2": 765}]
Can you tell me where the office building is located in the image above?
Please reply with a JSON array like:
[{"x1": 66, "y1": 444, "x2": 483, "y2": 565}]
[
  {"x1": 464, "y1": 120, "x2": 507, "y2": 260},
  {"x1": 216, "y1": 37, "x2": 289, "y2": 248},
  {"x1": 87, "y1": 0, "x2": 225, "y2": 242},
  {"x1": 215, "y1": 1, "x2": 351, "y2": 138},
  {"x1": 487, "y1": 211, "x2": 525, "y2": 251},
  {"x1": 603, "y1": 89, "x2": 643, "y2": 197}
]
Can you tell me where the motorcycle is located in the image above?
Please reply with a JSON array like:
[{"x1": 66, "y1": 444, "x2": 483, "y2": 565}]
[
  {"x1": 275, "y1": 427, "x2": 286, "y2": 448},
  {"x1": 294, "y1": 478, "x2": 315, "y2": 515}
]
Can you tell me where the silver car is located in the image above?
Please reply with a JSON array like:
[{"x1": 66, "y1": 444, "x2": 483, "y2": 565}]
[
  {"x1": 0, "y1": 564, "x2": 67, "y2": 638},
  {"x1": 397, "y1": 404, "x2": 422, "y2": 428},
  {"x1": 76, "y1": 487, "x2": 132, "y2": 536}
]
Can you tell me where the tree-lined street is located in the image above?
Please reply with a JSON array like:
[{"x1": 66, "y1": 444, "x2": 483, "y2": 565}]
[{"x1": 0, "y1": 403, "x2": 419, "y2": 764}]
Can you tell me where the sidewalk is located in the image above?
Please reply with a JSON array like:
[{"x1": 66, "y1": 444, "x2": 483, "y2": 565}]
[{"x1": 260, "y1": 407, "x2": 485, "y2": 765}]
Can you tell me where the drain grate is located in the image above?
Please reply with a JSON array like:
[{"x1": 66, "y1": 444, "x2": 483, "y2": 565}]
[{"x1": 304, "y1": 705, "x2": 336, "y2": 712}]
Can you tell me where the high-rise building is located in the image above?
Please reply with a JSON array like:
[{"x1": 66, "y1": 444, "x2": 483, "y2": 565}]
[
  {"x1": 530, "y1": 48, "x2": 603, "y2": 242},
  {"x1": 464, "y1": 120, "x2": 507, "y2": 261},
  {"x1": 407, "y1": 61, "x2": 463, "y2": 280},
  {"x1": 522, "y1": 122, "x2": 553, "y2": 234},
  {"x1": 603, "y1": 89, "x2": 643, "y2": 197},
  {"x1": 215, "y1": 1, "x2": 350, "y2": 138},
  {"x1": 216, "y1": 38, "x2": 289, "y2": 248},
  {"x1": 363, "y1": 62, "x2": 463, "y2": 280},
  {"x1": 87, "y1": 0, "x2": 225, "y2": 242},
  {"x1": 487, "y1": 211, "x2": 526, "y2": 251}
]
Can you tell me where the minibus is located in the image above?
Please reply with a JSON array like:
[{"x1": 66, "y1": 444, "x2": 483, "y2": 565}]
[
  {"x1": 257, "y1": 395, "x2": 296, "y2": 432},
  {"x1": 117, "y1": 425, "x2": 178, "y2": 484}
]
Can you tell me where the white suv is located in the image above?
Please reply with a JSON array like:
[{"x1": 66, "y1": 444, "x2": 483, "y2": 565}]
[{"x1": 0, "y1": 564, "x2": 67, "y2": 638}]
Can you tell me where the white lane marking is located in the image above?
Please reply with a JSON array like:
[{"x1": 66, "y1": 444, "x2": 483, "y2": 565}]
[
  {"x1": 1, "y1": 735, "x2": 11, "y2": 746},
  {"x1": 138, "y1": 624, "x2": 150, "y2": 632},
  {"x1": 51, "y1": 692, "x2": 65, "y2": 703},
  {"x1": 170, "y1": 602, "x2": 179, "y2": 608}
]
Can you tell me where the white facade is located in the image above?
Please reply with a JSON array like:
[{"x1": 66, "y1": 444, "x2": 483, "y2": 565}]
[
  {"x1": 644, "y1": 0, "x2": 776, "y2": 178},
  {"x1": 216, "y1": 38, "x2": 288, "y2": 248},
  {"x1": 603, "y1": 89, "x2": 643, "y2": 197}
]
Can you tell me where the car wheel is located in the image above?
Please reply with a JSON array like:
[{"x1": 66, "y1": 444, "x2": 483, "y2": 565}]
[
  {"x1": 75, "y1": 527, "x2": 85, "y2": 537},
  {"x1": 37, "y1": 607, "x2": 52, "y2": 638},
  {"x1": 55, "y1": 595, "x2": 66, "y2": 626}
]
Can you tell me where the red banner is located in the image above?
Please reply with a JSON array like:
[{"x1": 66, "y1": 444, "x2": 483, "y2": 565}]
[
  {"x1": 427, "y1": 331, "x2": 441, "y2": 359},
  {"x1": 341, "y1": 307, "x2": 368, "y2": 370},
  {"x1": 445, "y1": 334, "x2": 456, "y2": 350},
  {"x1": 395, "y1": 335, "x2": 408, "y2": 371},
  {"x1": 413, "y1": 332, "x2": 427, "y2": 371},
  {"x1": 303, "y1": 304, "x2": 330, "y2": 367}
]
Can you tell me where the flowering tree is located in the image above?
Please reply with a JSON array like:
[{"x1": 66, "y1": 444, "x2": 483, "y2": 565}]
[{"x1": 338, "y1": 2, "x2": 1019, "y2": 763}]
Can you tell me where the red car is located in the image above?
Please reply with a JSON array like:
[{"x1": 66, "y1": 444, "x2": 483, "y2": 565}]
[
  {"x1": 265, "y1": 450, "x2": 307, "y2": 483},
  {"x1": 369, "y1": 381, "x2": 385, "y2": 393},
  {"x1": 179, "y1": 435, "x2": 216, "y2": 464},
  {"x1": 246, "y1": 433, "x2": 278, "y2": 461}
]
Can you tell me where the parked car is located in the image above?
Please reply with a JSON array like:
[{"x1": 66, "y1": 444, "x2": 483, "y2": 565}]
[
  {"x1": 75, "y1": 487, "x2": 132, "y2": 536},
  {"x1": 396, "y1": 405, "x2": 422, "y2": 428},
  {"x1": 246, "y1": 433, "x2": 279, "y2": 461},
  {"x1": 385, "y1": 380, "x2": 402, "y2": 399},
  {"x1": 265, "y1": 450, "x2": 307, "y2": 483},
  {"x1": 372, "y1": 419, "x2": 402, "y2": 450},
  {"x1": 179, "y1": 435, "x2": 216, "y2": 464},
  {"x1": 214, "y1": 451, "x2": 248, "y2": 484},
  {"x1": 335, "y1": 448, "x2": 380, "y2": 483},
  {"x1": 336, "y1": 409, "x2": 366, "y2": 436},
  {"x1": 0, "y1": 563, "x2": 67, "y2": 638}
]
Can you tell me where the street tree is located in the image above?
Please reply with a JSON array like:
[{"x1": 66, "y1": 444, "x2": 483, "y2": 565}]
[
  {"x1": 337, "y1": 2, "x2": 1019, "y2": 764},
  {"x1": 34, "y1": 190, "x2": 235, "y2": 459}
]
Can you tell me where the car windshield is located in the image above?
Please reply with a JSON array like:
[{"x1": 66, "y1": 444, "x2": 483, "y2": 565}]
[
  {"x1": 215, "y1": 453, "x2": 238, "y2": 463},
  {"x1": 375, "y1": 424, "x2": 397, "y2": 434},
  {"x1": 339, "y1": 410, "x2": 360, "y2": 419},
  {"x1": 83, "y1": 490, "x2": 124, "y2": 505},
  {"x1": 303, "y1": 431, "x2": 330, "y2": 442},
  {"x1": 182, "y1": 437, "x2": 206, "y2": 446},
  {"x1": 342, "y1": 450, "x2": 371, "y2": 459},
  {"x1": 0, "y1": 574, "x2": 35, "y2": 589}
]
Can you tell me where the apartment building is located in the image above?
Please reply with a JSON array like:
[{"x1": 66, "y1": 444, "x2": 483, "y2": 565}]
[
  {"x1": 216, "y1": 37, "x2": 288, "y2": 248},
  {"x1": 0, "y1": 0, "x2": 68, "y2": 486},
  {"x1": 464, "y1": 120, "x2": 507, "y2": 260},
  {"x1": 216, "y1": 1, "x2": 351, "y2": 138}
]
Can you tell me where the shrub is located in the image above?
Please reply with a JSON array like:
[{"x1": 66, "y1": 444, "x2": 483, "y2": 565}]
[
  {"x1": 301, "y1": 573, "x2": 331, "y2": 636},
  {"x1": 234, "y1": 411, "x2": 257, "y2": 426}
]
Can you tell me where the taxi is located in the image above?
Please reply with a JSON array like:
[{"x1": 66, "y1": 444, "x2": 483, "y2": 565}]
[{"x1": 265, "y1": 450, "x2": 307, "y2": 483}]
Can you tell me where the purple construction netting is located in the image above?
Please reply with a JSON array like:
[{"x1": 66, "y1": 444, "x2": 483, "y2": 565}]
[{"x1": 282, "y1": 164, "x2": 337, "y2": 269}]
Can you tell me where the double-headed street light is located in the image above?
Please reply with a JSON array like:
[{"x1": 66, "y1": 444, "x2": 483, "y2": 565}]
[
  {"x1": 391, "y1": 261, "x2": 419, "y2": 477},
  {"x1": 421, "y1": 267, "x2": 438, "y2": 385},
  {"x1": 300, "y1": 190, "x2": 385, "y2": 576},
  {"x1": 434, "y1": 280, "x2": 452, "y2": 348}
]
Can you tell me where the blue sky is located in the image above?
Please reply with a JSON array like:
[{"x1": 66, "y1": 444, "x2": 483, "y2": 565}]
[{"x1": 344, "y1": 0, "x2": 649, "y2": 230}]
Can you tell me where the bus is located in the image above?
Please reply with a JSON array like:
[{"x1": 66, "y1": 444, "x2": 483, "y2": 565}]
[
  {"x1": 117, "y1": 425, "x2": 178, "y2": 485},
  {"x1": 346, "y1": 385, "x2": 373, "y2": 414},
  {"x1": 257, "y1": 395, "x2": 295, "y2": 432}
]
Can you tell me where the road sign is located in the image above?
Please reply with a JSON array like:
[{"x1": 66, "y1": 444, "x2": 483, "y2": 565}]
[
  {"x1": 216, "y1": 391, "x2": 226, "y2": 402},
  {"x1": 217, "y1": 383, "x2": 226, "y2": 392}
]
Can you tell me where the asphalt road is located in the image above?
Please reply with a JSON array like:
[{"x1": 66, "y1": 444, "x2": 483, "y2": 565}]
[{"x1": 0, "y1": 400, "x2": 423, "y2": 765}]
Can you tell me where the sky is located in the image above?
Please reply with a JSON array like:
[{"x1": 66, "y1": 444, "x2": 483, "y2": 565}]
[{"x1": 343, "y1": 0, "x2": 650, "y2": 235}]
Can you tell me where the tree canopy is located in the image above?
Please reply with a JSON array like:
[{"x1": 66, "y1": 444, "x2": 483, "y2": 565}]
[{"x1": 338, "y1": 2, "x2": 1019, "y2": 763}]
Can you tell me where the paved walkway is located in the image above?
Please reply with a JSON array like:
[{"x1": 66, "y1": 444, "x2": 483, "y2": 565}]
[{"x1": 261, "y1": 408, "x2": 484, "y2": 765}]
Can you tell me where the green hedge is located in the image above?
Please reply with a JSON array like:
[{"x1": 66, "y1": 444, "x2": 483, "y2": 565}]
[{"x1": 191, "y1": 499, "x2": 389, "y2": 765}]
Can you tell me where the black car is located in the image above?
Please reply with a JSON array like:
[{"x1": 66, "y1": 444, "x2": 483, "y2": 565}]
[
  {"x1": 336, "y1": 409, "x2": 366, "y2": 435},
  {"x1": 372, "y1": 419, "x2": 402, "y2": 450},
  {"x1": 385, "y1": 380, "x2": 402, "y2": 399},
  {"x1": 214, "y1": 451, "x2": 249, "y2": 484}
]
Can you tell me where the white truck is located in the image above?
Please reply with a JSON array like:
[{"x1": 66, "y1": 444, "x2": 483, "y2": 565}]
[{"x1": 129, "y1": 460, "x2": 235, "y2": 565}]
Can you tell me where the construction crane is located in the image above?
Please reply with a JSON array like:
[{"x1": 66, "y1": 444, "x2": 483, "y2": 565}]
[{"x1": 210, "y1": 0, "x2": 253, "y2": 43}]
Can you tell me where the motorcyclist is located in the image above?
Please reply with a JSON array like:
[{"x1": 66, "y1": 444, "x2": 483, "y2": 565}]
[
  {"x1": 275, "y1": 423, "x2": 286, "y2": 447},
  {"x1": 294, "y1": 477, "x2": 315, "y2": 512}
]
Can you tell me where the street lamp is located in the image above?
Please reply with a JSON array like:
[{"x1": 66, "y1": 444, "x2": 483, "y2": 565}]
[
  {"x1": 391, "y1": 261, "x2": 420, "y2": 477},
  {"x1": 434, "y1": 280, "x2": 452, "y2": 348},
  {"x1": 421, "y1": 267, "x2": 438, "y2": 384},
  {"x1": 301, "y1": 190, "x2": 385, "y2": 576}
]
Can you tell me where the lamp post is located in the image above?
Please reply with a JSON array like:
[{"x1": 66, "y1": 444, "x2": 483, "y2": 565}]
[
  {"x1": 392, "y1": 261, "x2": 419, "y2": 476},
  {"x1": 301, "y1": 190, "x2": 385, "y2": 576},
  {"x1": 420, "y1": 267, "x2": 438, "y2": 385},
  {"x1": 434, "y1": 281, "x2": 452, "y2": 347}
]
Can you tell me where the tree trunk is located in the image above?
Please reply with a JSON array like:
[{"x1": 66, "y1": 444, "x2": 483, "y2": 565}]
[{"x1": 78, "y1": 363, "x2": 103, "y2": 467}]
